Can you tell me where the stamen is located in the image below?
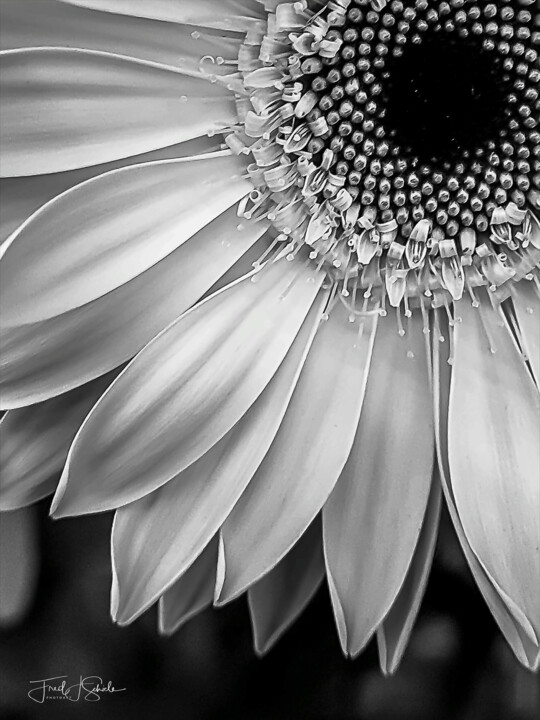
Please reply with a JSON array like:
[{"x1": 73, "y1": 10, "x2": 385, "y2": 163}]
[
  {"x1": 403, "y1": 294, "x2": 412, "y2": 318},
  {"x1": 253, "y1": 234, "x2": 285, "y2": 268},
  {"x1": 419, "y1": 295, "x2": 430, "y2": 334},
  {"x1": 433, "y1": 308, "x2": 446, "y2": 345},
  {"x1": 447, "y1": 313, "x2": 456, "y2": 366},
  {"x1": 477, "y1": 302, "x2": 498, "y2": 355},
  {"x1": 442, "y1": 296, "x2": 455, "y2": 327},
  {"x1": 396, "y1": 304, "x2": 406, "y2": 336}
]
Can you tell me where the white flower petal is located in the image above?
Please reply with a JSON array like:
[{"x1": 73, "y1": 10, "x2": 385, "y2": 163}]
[
  {"x1": 512, "y1": 281, "x2": 540, "y2": 388},
  {"x1": 216, "y1": 303, "x2": 378, "y2": 603},
  {"x1": 1, "y1": 152, "x2": 250, "y2": 325},
  {"x1": 377, "y1": 476, "x2": 442, "y2": 675},
  {"x1": 248, "y1": 518, "x2": 325, "y2": 655},
  {"x1": 202, "y1": 231, "x2": 271, "y2": 300},
  {"x1": 0, "y1": 0, "x2": 241, "y2": 73},
  {"x1": 323, "y1": 312, "x2": 434, "y2": 657},
  {"x1": 0, "y1": 507, "x2": 38, "y2": 627},
  {"x1": 0, "y1": 371, "x2": 118, "y2": 511},
  {"x1": 433, "y1": 319, "x2": 539, "y2": 668},
  {"x1": 449, "y1": 298, "x2": 540, "y2": 644},
  {"x1": 0, "y1": 48, "x2": 236, "y2": 176},
  {"x1": 110, "y1": 296, "x2": 325, "y2": 624},
  {"x1": 0, "y1": 137, "x2": 220, "y2": 244},
  {"x1": 59, "y1": 0, "x2": 265, "y2": 31},
  {"x1": 158, "y1": 537, "x2": 219, "y2": 636},
  {"x1": 52, "y1": 258, "x2": 323, "y2": 518},
  {"x1": 1, "y1": 207, "x2": 267, "y2": 408}
]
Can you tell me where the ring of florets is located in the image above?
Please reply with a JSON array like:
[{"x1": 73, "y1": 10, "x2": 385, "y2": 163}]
[{"x1": 210, "y1": 0, "x2": 540, "y2": 313}]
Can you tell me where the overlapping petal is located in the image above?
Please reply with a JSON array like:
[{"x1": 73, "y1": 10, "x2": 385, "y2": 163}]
[
  {"x1": 0, "y1": 48, "x2": 237, "y2": 176},
  {"x1": 377, "y1": 476, "x2": 442, "y2": 674},
  {"x1": 0, "y1": 0, "x2": 241, "y2": 74},
  {"x1": 216, "y1": 303, "x2": 378, "y2": 603},
  {"x1": 59, "y1": 0, "x2": 265, "y2": 31},
  {"x1": 0, "y1": 371, "x2": 119, "y2": 511},
  {"x1": 433, "y1": 317, "x2": 539, "y2": 669},
  {"x1": 1, "y1": 207, "x2": 268, "y2": 408},
  {"x1": 52, "y1": 258, "x2": 323, "y2": 517},
  {"x1": 110, "y1": 295, "x2": 325, "y2": 624},
  {"x1": 158, "y1": 537, "x2": 219, "y2": 636},
  {"x1": 0, "y1": 137, "x2": 220, "y2": 244},
  {"x1": 323, "y1": 312, "x2": 434, "y2": 657},
  {"x1": 1, "y1": 152, "x2": 251, "y2": 324},
  {"x1": 448, "y1": 298, "x2": 540, "y2": 647},
  {"x1": 248, "y1": 518, "x2": 325, "y2": 655}
]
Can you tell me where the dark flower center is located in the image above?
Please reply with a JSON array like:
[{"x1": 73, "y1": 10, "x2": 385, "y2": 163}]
[
  {"x1": 383, "y1": 32, "x2": 512, "y2": 164},
  {"x1": 298, "y1": 0, "x2": 539, "y2": 235}
]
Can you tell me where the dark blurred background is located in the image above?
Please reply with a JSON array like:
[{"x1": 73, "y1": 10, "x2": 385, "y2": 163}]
[{"x1": 1, "y1": 500, "x2": 538, "y2": 720}]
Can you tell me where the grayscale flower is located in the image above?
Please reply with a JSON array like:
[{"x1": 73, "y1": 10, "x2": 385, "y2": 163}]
[{"x1": 0, "y1": 0, "x2": 538, "y2": 671}]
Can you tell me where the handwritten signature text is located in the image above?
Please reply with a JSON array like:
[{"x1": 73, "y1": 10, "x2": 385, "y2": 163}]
[{"x1": 28, "y1": 676, "x2": 126, "y2": 703}]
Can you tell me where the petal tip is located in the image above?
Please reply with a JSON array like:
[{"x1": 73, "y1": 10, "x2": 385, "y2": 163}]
[{"x1": 253, "y1": 638, "x2": 273, "y2": 658}]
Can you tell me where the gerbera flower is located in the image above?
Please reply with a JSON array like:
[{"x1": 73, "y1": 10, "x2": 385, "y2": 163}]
[{"x1": 0, "y1": 0, "x2": 538, "y2": 672}]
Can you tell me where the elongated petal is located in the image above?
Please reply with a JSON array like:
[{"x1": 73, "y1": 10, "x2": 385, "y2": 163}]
[
  {"x1": 53, "y1": 259, "x2": 323, "y2": 517},
  {"x1": 433, "y1": 317, "x2": 539, "y2": 668},
  {"x1": 158, "y1": 537, "x2": 219, "y2": 636},
  {"x1": 0, "y1": 136, "x2": 219, "y2": 244},
  {"x1": 449, "y1": 298, "x2": 540, "y2": 643},
  {"x1": 0, "y1": 507, "x2": 38, "y2": 627},
  {"x1": 248, "y1": 518, "x2": 325, "y2": 655},
  {"x1": 1, "y1": 208, "x2": 267, "y2": 408},
  {"x1": 323, "y1": 312, "x2": 434, "y2": 657},
  {"x1": 0, "y1": 0, "x2": 241, "y2": 74},
  {"x1": 511, "y1": 281, "x2": 540, "y2": 388},
  {"x1": 216, "y1": 304, "x2": 378, "y2": 603},
  {"x1": 0, "y1": 48, "x2": 236, "y2": 177},
  {"x1": 377, "y1": 475, "x2": 442, "y2": 675},
  {"x1": 59, "y1": 0, "x2": 265, "y2": 31},
  {"x1": 1, "y1": 152, "x2": 250, "y2": 325},
  {"x1": 110, "y1": 296, "x2": 325, "y2": 624},
  {"x1": 0, "y1": 371, "x2": 118, "y2": 511}
]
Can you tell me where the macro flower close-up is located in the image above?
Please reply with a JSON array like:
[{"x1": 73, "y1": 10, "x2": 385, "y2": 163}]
[{"x1": 0, "y1": 0, "x2": 539, "y2": 690}]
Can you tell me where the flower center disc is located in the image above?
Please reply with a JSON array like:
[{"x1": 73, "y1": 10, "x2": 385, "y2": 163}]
[{"x1": 224, "y1": 0, "x2": 540, "y2": 313}]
